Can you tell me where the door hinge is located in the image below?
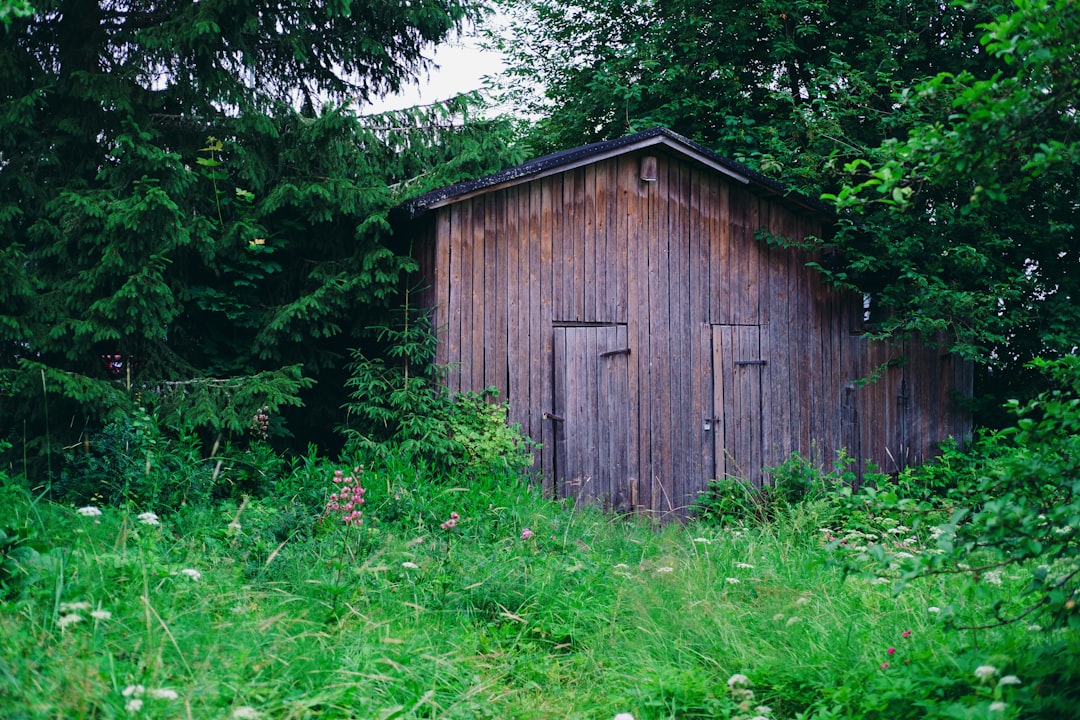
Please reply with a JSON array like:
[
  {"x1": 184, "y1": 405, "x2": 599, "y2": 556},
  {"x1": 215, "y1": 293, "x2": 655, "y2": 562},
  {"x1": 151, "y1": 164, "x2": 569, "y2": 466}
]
[
  {"x1": 599, "y1": 348, "x2": 631, "y2": 358},
  {"x1": 734, "y1": 359, "x2": 767, "y2": 366},
  {"x1": 543, "y1": 411, "x2": 565, "y2": 422}
]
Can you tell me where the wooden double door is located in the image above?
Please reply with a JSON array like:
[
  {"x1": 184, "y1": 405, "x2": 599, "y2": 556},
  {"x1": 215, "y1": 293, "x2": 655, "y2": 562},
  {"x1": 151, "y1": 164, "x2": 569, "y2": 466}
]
[{"x1": 551, "y1": 324, "x2": 768, "y2": 513}]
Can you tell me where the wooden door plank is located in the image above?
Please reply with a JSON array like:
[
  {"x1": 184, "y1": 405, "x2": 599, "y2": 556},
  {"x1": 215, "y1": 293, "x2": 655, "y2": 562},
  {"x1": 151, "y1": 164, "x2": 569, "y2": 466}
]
[{"x1": 552, "y1": 327, "x2": 567, "y2": 494}]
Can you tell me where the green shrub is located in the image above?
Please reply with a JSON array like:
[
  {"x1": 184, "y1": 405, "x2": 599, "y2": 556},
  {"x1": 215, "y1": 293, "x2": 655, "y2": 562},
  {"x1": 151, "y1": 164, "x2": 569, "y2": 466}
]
[
  {"x1": 833, "y1": 356, "x2": 1080, "y2": 631},
  {"x1": 340, "y1": 300, "x2": 536, "y2": 476}
]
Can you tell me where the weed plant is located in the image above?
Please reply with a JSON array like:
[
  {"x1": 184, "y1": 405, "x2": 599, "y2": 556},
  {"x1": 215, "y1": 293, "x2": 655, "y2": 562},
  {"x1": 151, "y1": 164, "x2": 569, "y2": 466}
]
[
  {"x1": 2, "y1": 458, "x2": 1077, "y2": 719},
  {"x1": 3, "y1": 368, "x2": 1080, "y2": 720}
]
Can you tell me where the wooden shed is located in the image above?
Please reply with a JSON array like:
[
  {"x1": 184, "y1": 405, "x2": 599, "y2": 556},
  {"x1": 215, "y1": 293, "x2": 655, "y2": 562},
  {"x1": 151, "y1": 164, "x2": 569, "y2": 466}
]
[{"x1": 401, "y1": 127, "x2": 971, "y2": 517}]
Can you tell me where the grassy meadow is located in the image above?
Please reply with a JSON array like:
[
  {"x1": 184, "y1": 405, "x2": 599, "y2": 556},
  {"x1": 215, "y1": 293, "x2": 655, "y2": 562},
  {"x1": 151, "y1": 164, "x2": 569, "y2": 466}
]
[{"x1": 1, "y1": 443, "x2": 1078, "y2": 720}]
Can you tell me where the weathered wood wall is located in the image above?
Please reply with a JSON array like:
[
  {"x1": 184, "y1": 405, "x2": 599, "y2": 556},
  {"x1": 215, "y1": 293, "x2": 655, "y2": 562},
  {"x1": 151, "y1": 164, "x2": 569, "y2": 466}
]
[{"x1": 414, "y1": 149, "x2": 972, "y2": 517}]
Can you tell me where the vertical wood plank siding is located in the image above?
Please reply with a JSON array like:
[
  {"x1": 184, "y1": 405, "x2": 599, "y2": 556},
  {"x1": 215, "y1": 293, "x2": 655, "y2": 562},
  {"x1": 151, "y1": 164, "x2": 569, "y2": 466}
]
[{"x1": 418, "y1": 150, "x2": 971, "y2": 517}]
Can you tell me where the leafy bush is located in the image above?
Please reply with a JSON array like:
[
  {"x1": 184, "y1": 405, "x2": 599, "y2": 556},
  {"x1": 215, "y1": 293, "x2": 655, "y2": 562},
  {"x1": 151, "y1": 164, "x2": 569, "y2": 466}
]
[
  {"x1": 694, "y1": 452, "x2": 854, "y2": 526},
  {"x1": 341, "y1": 300, "x2": 536, "y2": 476},
  {"x1": 833, "y1": 357, "x2": 1080, "y2": 631}
]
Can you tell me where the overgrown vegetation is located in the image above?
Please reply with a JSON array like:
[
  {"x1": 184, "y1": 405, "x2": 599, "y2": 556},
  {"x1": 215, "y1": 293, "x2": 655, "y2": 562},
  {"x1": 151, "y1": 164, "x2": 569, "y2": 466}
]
[
  {"x1": 2, "y1": 0, "x2": 1078, "y2": 715},
  {"x1": 2, "y1": 357, "x2": 1078, "y2": 718}
]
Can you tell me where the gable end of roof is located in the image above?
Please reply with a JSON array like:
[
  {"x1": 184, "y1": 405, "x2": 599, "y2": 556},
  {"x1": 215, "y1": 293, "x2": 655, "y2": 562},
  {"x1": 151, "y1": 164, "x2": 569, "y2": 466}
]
[{"x1": 400, "y1": 126, "x2": 833, "y2": 219}]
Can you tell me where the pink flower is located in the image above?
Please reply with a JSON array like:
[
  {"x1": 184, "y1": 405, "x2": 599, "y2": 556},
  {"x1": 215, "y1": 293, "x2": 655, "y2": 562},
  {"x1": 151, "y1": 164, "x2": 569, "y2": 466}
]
[
  {"x1": 880, "y1": 662, "x2": 890, "y2": 670},
  {"x1": 324, "y1": 468, "x2": 365, "y2": 526},
  {"x1": 441, "y1": 518, "x2": 457, "y2": 530},
  {"x1": 887, "y1": 647, "x2": 896, "y2": 655},
  {"x1": 902, "y1": 630, "x2": 912, "y2": 638},
  {"x1": 450, "y1": 512, "x2": 460, "y2": 521},
  {"x1": 521, "y1": 528, "x2": 534, "y2": 540}
]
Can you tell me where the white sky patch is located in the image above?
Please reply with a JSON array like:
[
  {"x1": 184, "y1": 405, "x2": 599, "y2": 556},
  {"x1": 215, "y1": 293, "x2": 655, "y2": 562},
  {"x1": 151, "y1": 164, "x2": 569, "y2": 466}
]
[{"x1": 361, "y1": 20, "x2": 509, "y2": 114}]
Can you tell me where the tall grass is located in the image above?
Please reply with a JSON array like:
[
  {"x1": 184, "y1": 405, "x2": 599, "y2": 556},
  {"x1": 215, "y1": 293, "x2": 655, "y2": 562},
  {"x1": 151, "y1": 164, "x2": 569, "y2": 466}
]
[{"x1": 1, "y1": 452, "x2": 1076, "y2": 720}]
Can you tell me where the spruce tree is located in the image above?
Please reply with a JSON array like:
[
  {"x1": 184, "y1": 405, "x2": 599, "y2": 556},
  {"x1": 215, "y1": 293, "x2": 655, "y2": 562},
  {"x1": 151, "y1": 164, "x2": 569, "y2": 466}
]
[{"x1": 0, "y1": 0, "x2": 520, "y2": 472}]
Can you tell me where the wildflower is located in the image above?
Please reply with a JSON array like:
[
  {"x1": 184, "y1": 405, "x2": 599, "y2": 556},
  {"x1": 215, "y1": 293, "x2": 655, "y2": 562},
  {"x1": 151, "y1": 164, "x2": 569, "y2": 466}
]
[
  {"x1": 60, "y1": 601, "x2": 92, "y2": 612},
  {"x1": 755, "y1": 706, "x2": 772, "y2": 715},
  {"x1": 726, "y1": 577, "x2": 740, "y2": 584},
  {"x1": 902, "y1": 630, "x2": 911, "y2": 638},
  {"x1": 232, "y1": 708, "x2": 261, "y2": 720},
  {"x1": 125, "y1": 698, "x2": 143, "y2": 712},
  {"x1": 148, "y1": 689, "x2": 179, "y2": 700},
  {"x1": 692, "y1": 537, "x2": 712, "y2": 544},
  {"x1": 77, "y1": 506, "x2": 102, "y2": 517},
  {"x1": 614, "y1": 714, "x2": 636, "y2": 720},
  {"x1": 727, "y1": 673, "x2": 750, "y2": 689},
  {"x1": 324, "y1": 468, "x2": 366, "y2": 526},
  {"x1": 990, "y1": 702, "x2": 1007, "y2": 712},
  {"x1": 123, "y1": 686, "x2": 145, "y2": 698},
  {"x1": 998, "y1": 675, "x2": 1021, "y2": 686},
  {"x1": 614, "y1": 563, "x2": 630, "y2": 569},
  {"x1": 250, "y1": 405, "x2": 270, "y2": 440},
  {"x1": 795, "y1": 595, "x2": 810, "y2": 605},
  {"x1": 974, "y1": 665, "x2": 998, "y2": 681},
  {"x1": 227, "y1": 521, "x2": 243, "y2": 533},
  {"x1": 880, "y1": 662, "x2": 890, "y2": 669},
  {"x1": 401, "y1": 561, "x2": 419, "y2": 569},
  {"x1": 735, "y1": 562, "x2": 754, "y2": 569},
  {"x1": 886, "y1": 647, "x2": 896, "y2": 655},
  {"x1": 656, "y1": 566, "x2": 674, "y2": 573},
  {"x1": 441, "y1": 518, "x2": 457, "y2": 530},
  {"x1": 136, "y1": 511, "x2": 160, "y2": 526},
  {"x1": 58, "y1": 613, "x2": 83, "y2": 629},
  {"x1": 180, "y1": 568, "x2": 201, "y2": 581},
  {"x1": 521, "y1": 528, "x2": 534, "y2": 540},
  {"x1": 773, "y1": 612, "x2": 785, "y2": 621},
  {"x1": 786, "y1": 616, "x2": 801, "y2": 626},
  {"x1": 982, "y1": 570, "x2": 1003, "y2": 585},
  {"x1": 927, "y1": 606, "x2": 941, "y2": 613},
  {"x1": 91, "y1": 609, "x2": 112, "y2": 621},
  {"x1": 870, "y1": 577, "x2": 889, "y2": 585}
]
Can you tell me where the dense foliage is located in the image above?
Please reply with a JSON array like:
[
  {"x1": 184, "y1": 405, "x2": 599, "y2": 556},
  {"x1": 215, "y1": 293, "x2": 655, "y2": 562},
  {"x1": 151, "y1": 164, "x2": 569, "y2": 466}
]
[
  {"x1": 822, "y1": 0, "x2": 1080, "y2": 412},
  {"x1": 0, "y1": 0, "x2": 524, "y2": 476},
  {"x1": 695, "y1": 357, "x2": 1080, "y2": 634},
  {"x1": 340, "y1": 294, "x2": 538, "y2": 476},
  {"x1": 3, "y1": 427, "x2": 1079, "y2": 718},
  {"x1": 491, "y1": 0, "x2": 1078, "y2": 415}
]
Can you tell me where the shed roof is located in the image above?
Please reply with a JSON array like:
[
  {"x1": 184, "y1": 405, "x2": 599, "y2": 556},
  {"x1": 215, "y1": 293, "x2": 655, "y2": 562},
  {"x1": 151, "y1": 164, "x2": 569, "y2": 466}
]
[{"x1": 400, "y1": 126, "x2": 833, "y2": 219}]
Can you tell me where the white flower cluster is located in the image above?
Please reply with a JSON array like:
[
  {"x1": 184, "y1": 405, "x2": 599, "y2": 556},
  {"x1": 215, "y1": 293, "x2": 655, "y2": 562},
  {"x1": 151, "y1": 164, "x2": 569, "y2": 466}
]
[
  {"x1": 58, "y1": 601, "x2": 110, "y2": 630},
  {"x1": 122, "y1": 684, "x2": 179, "y2": 712},
  {"x1": 136, "y1": 511, "x2": 160, "y2": 526}
]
